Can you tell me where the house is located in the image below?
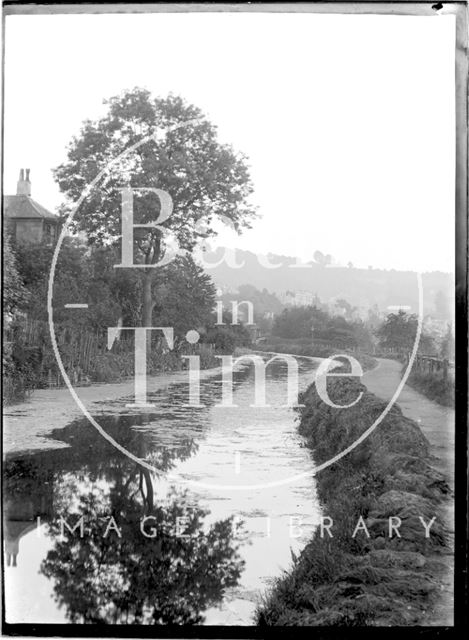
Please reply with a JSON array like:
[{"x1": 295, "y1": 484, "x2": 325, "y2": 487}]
[
  {"x1": 4, "y1": 473, "x2": 54, "y2": 568},
  {"x1": 4, "y1": 169, "x2": 60, "y2": 244}
]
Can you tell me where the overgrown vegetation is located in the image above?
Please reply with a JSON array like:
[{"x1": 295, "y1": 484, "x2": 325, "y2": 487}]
[
  {"x1": 273, "y1": 305, "x2": 374, "y2": 351},
  {"x1": 255, "y1": 336, "x2": 377, "y2": 372},
  {"x1": 376, "y1": 310, "x2": 436, "y2": 354},
  {"x1": 3, "y1": 237, "x2": 252, "y2": 404},
  {"x1": 376, "y1": 310, "x2": 455, "y2": 407},
  {"x1": 4, "y1": 89, "x2": 257, "y2": 405},
  {"x1": 3, "y1": 317, "x2": 224, "y2": 405},
  {"x1": 406, "y1": 370, "x2": 454, "y2": 408},
  {"x1": 256, "y1": 377, "x2": 450, "y2": 626}
]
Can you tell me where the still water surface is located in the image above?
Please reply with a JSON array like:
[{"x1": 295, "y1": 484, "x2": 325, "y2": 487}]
[{"x1": 4, "y1": 357, "x2": 321, "y2": 625}]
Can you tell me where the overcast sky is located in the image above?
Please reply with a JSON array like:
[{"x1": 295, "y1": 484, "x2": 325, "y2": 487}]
[{"x1": 4, "y1": 11, "x2": 455, "y2": 272}]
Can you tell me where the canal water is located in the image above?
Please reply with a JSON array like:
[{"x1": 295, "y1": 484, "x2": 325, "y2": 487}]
[{"x1": 3, "y1": 356, "x2": 321, "y2": 625}]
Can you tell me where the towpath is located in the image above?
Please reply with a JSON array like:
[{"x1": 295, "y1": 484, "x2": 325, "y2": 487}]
[{"x1": 363, "y1": 358, "x2": 454, "y2": 626}]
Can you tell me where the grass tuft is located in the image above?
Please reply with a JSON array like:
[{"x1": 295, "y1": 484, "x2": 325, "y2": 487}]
[{"x1": 256, "y1": 376, "x2": 449, "y2": 626}]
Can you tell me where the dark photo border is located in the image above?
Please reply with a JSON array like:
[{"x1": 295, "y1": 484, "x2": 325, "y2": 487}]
[{"x1": 1, "y1": 1, "x2": 467, "y2": 638}]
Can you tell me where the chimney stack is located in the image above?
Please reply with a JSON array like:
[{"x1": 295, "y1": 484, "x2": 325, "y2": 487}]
[{"x1": 17, "y1": 168, "x2": 31, "y2": 196}]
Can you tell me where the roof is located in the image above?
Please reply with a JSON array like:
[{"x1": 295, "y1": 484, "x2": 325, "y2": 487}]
[{"x1": 3, "y1": 195, "x2": 59, "y2": 222}]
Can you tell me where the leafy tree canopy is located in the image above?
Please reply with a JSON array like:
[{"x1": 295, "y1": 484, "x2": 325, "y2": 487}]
[
  {"x1": 54, "y1": 89, "x2": 257, "y2": 326},
  {"x1": 3, "y1": 232, "x2": 29, "y2": 317},
  {"x1": 376, "y1": 310, "x2": 435, "y2": 354}
]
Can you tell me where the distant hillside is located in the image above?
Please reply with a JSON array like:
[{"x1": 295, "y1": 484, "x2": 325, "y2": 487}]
[{"x1": 201, "y1": 248, "x2": 454, "y2": 320}]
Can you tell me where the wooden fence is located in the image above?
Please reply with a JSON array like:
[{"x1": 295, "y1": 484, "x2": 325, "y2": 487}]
[
  {"x1": 412, "y1": 353, "x2": 455, "y2": 381},
  {"x1": 5, "y1": 318, "x2": 119, "y2": 388},
  {"x1": 4, "y1": 317, "x2": 217, "y2": 389}
]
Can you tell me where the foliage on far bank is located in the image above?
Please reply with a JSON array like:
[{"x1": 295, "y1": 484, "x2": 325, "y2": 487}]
[
  {"x1": 4, "y1": 89, "x2": 259, "y2": 404},
  {"x1": 3, "y1": 232, "x2": 31, "y2": 404},
  {"x1": 255, "y1": 336, "x2": 377, "y2": 373},
  {"x1": 376, "y1": 310, "x2": 439, "y2": 356},
  {"x1": 272, "y1": 305, "x2": 374, "y2": 352},
  {"x1": 3, "y1": 237, "x2": 253, "y2": 404},
  {"x1": 3, "y1": 232, "x2": 29, "y2": 317}
]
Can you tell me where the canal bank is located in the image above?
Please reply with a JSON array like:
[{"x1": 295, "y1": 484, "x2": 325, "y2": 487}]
[
  {"x1": 3, "y1": 356, "x2": 323, "y2": 625},
  {"x1": 4, "y1": 353, "x2": 454, "y2": 626},
  {"x1": 257, "y1": 359, "x2": 454, "y2": 626}
]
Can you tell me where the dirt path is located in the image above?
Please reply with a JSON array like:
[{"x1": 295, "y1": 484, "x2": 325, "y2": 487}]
[{"x1": 363, "y1": 358, "x2": 454, "y2": 626}]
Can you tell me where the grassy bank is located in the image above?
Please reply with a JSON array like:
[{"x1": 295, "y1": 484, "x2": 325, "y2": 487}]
[
  {"x1": 3, "y1": 344, "x2": 219, "y2": 406},
  {"x1": 406, "y1": 369, "x2": 454, "y2": 408},
  {"x1": 255, "y1": 337, "x2": 377, "y2": 372},
  {"x1": 257, "y1": 376, "x2": 450, "y2": 626}
]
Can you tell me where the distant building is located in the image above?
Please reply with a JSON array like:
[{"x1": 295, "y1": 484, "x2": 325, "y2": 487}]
[
  {"x1": 294, "y1": 291, "x2": 316, "y2": 306},
  {"x1": 4, "y1": 169, "x2": 60, "y2": 244},
  {"x1": 279, "y1": 290, "x2": 321, "y2": 307},
  {"x1": 423, "y1": 315, "x2": 450, "y2": 340},
  {"x1": 4, "y1": 474, "x2": 54, "y2": 568}
]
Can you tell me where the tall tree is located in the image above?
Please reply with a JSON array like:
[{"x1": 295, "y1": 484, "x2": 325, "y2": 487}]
[
  {"x1": 54, "y1": 89, "x2": 256, "y2": 327},
  {"x1": 376, "y1": 310, "x2": 416, "y2": 350},
  {"x1": 154, "y1": 254, "x2": 216, "y2": 341},
  {"x1": 376, "y1": 310, "x2": 434, "y2": 353},
  {"x1": 3, "y1": 232, "x2": 28, "y2": 317}
]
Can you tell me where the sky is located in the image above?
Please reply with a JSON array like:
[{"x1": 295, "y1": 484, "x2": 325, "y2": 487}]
[{"x1": 4, "y1": 11, "x2": 456, "y2": 272}]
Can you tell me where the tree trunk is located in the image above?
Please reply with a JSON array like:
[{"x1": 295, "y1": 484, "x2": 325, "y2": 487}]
[
  {"x1": 139, "y1": 468, "x2": 154, "y2": 512},
  {"x1": 141, "y1": 237, "x2": 161, "y2": 327},
  {"x1": 142, "y1": 270, "x2": 154, "y2": 327}
]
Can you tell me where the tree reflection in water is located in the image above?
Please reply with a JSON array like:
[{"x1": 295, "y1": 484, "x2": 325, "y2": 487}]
[
  {"x1": 41, "y1": 484, "x2": 244, "y2": 624},
  {"x1": 4, "y1": 405, "x2": 245, "y2": 624}
]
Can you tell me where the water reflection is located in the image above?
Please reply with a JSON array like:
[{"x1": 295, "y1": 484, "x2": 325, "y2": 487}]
[
  {"x1": 4, "y1": 358, "x2": 319, "y2": 625},
  {"x1": 5, "y1": 407, "x2": 248, "y2": 624},
  {"x1": 42, "y1": 489, "x2": 243, "y2": 624}
]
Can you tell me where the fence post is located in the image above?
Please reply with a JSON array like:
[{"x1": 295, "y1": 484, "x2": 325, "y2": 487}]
[{"x1": 443, "y1": 359, "x2": 448, "y2": 381}]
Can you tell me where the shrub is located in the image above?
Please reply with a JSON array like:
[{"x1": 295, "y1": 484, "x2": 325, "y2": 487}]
[
  {"x1": 256, "y1": 376, "x2": 449, "y2": 626},
  {"x1": 406, "y1": 370, "x2": 454, "y2": 408}
]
